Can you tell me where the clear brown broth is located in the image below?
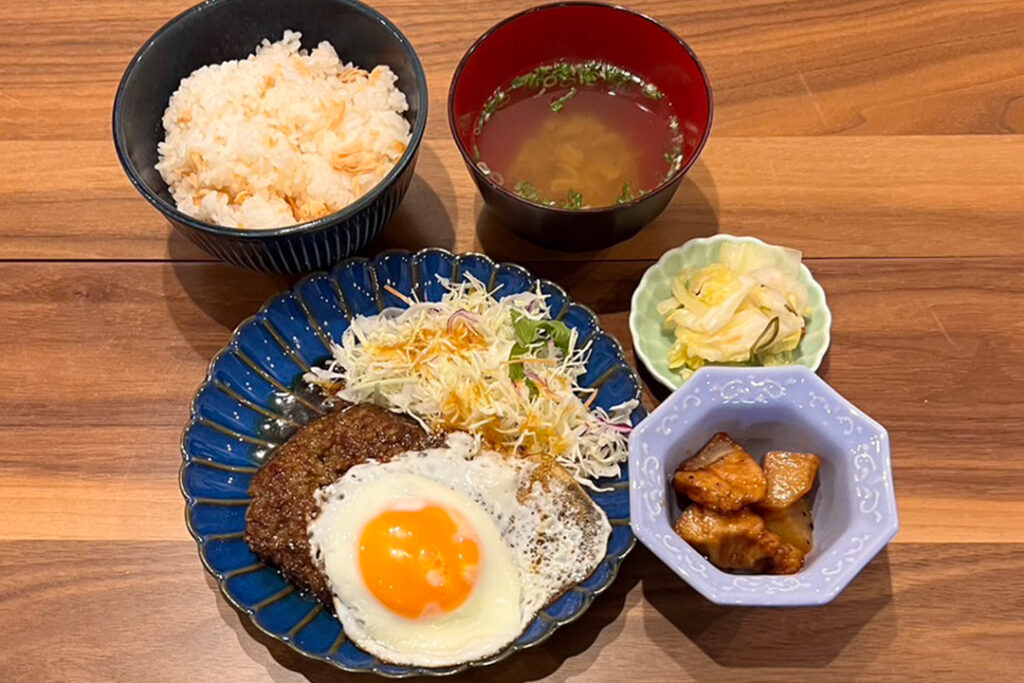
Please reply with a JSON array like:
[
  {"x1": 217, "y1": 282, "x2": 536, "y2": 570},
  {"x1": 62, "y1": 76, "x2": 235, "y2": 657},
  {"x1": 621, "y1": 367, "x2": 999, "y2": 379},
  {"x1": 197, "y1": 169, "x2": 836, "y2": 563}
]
[{"x1": 474, "y1": 67, "x2": 681, "y2": 209}]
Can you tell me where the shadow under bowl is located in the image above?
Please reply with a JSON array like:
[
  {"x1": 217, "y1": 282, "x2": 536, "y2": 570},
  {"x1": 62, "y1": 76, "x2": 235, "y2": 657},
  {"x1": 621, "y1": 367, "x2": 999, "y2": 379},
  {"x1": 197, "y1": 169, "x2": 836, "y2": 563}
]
[
  {"x1": 448, "y1": 2, "x2": 713, "y2": 251},
  {"x1": 113, "y1": 0, "x2": 428, "y2": 273}
]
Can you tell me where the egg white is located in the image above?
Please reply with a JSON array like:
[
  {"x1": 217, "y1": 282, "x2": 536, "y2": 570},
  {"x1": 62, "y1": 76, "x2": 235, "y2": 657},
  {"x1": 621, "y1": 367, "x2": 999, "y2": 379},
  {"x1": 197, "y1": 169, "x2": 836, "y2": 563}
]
[
  {"x1": 308, "y1": 432, "x2": 611, "y2": 667},
  {"x1": 309, "y1": 466, "x2": 521, "y2": 665}
]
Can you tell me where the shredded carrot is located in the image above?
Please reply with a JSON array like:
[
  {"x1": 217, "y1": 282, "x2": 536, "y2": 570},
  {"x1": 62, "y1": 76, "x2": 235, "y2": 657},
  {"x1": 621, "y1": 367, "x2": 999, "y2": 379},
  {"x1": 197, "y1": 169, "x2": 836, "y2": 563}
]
[
  {"x1": 383, "y1": 284, "x2": 415, "y2": 307},
  {"x1": 502, "y1": 357, "x2": 559, "y2": 366}
]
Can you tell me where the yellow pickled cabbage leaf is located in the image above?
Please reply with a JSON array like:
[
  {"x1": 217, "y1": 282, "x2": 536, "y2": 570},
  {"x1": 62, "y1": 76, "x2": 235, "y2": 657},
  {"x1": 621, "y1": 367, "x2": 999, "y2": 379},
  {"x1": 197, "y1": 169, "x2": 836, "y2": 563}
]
[{"x1": 659, "y1": 242, "x2": 810, "y2": 375}]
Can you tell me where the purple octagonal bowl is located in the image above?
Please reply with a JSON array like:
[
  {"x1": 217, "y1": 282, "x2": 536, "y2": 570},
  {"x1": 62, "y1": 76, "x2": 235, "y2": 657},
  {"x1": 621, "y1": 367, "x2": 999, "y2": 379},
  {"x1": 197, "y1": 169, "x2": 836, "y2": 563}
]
[{"x1": 628, "y1": 366, "x2": 898, "y2": 606}]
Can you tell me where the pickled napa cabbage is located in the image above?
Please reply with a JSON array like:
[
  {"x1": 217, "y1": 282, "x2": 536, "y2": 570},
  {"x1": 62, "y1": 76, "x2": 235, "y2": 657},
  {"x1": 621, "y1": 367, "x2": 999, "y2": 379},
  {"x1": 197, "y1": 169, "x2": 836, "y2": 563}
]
[{"x1": 659, "y1": 242, "x2": 811, "y2": 379}]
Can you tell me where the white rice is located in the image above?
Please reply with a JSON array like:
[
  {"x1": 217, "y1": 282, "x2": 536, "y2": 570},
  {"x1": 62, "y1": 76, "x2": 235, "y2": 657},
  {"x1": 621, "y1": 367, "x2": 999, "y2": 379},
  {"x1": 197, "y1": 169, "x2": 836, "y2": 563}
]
[{"x1": 155, "y1": 31, "x2": 411, "y2": 229}]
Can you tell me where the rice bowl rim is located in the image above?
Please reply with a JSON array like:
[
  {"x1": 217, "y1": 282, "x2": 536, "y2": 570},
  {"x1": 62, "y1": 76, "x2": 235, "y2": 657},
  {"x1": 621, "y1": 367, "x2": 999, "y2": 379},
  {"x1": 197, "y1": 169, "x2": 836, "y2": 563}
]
[{"x1": 112, "y1": 0, "x2": 429, "y2": 239}]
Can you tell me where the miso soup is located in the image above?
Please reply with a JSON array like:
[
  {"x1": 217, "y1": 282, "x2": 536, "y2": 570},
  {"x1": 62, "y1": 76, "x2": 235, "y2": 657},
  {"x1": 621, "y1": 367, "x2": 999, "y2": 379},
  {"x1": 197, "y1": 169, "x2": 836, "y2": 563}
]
[{"x1": 473, "y1": 61, "x2": 683, "y2": 209}]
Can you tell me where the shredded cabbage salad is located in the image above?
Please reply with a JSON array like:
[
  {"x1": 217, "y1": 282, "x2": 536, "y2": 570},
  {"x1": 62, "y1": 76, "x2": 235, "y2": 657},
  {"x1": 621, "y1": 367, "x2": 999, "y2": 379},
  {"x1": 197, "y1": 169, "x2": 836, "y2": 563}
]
[
  {"x1": 659, "y1": 242, "x2": 811, "y2": 380},
  {"x1": 305, "y1": 275, "x2": 636, "y2": 487}
]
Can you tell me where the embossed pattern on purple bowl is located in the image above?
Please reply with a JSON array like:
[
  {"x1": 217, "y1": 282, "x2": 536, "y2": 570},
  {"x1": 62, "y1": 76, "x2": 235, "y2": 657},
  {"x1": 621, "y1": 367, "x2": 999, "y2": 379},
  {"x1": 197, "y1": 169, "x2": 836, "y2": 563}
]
[{"x1": 628, "y1": 366, "x2": 898, "y2": 606}]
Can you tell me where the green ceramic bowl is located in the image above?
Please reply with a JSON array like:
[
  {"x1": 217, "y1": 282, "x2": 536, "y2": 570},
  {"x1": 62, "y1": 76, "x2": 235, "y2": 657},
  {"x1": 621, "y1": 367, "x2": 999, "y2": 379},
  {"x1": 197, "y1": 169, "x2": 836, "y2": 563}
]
[{"x1": 629, "y1": 234, "x2": 832, "y2": 391}]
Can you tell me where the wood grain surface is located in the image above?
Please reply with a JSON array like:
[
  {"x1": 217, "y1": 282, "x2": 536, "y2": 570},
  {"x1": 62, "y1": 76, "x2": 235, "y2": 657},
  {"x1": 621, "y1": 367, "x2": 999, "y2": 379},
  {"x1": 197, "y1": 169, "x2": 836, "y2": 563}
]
[{"x1": 1, "y1": 0, "x2": 1023, "y2": 681}]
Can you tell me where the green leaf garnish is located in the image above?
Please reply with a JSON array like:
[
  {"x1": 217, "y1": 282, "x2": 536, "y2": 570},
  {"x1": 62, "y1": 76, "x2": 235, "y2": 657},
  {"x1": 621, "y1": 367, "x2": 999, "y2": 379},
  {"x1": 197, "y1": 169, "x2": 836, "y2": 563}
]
[
  {"x1": 514, "y1": 181, "x2": 584, "y2": 210},
  {"x1": 514, "y1": 180, "x2": 556, "y2": 207},
  {"x1": 476, "y1": 60, "x2": 664, "y2": 130},
  {"x1": 641, "y1": 82, "x2": 665, "y2": 100},
  {"x1": 749, "y1": 316, "x2": 780, "y2": 362},
  {"x1": 512, "y1": 310, "x2": 572, "y2": 355},
  {"x1": 615, "y1": 183, "x2": 635, "y2": 205},
  {"x1": 507, "y1": 311, "x2": 573, "y2": 399},
  {"x1": 550, "y1": 86, "x2": 578, "y2": 113},
  {"x1": 562, "y1": 188, "x2": 584, "y2": 210}
]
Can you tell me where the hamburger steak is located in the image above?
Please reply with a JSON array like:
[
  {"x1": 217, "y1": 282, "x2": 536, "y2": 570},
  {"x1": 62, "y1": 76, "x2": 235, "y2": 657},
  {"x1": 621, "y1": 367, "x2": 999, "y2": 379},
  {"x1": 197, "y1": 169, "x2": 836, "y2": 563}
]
[{"x1": 245, "y1": 401, "x2": 440, "y2": 605}]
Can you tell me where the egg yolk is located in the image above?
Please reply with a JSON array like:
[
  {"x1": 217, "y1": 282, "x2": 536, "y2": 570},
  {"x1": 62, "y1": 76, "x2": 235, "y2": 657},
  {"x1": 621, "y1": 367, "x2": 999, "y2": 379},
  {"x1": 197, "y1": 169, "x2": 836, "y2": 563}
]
[{"x1": 358, "y1": 505, "x2": 480, "y2": 619}]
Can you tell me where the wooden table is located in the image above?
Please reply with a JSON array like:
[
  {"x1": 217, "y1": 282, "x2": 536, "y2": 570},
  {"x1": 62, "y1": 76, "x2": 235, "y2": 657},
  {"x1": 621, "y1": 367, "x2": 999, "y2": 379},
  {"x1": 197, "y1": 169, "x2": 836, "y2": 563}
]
[{"x1": 3, "y1": 0, "x2": 1023, "y2": 680}]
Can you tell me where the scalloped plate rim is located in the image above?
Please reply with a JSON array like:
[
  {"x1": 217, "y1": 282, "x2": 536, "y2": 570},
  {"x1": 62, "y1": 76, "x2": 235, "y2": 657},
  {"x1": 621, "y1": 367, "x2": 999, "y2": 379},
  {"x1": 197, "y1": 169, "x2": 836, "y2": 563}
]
[{"x1": 179, "y1": 247, "x2": 642, "y2": 677}]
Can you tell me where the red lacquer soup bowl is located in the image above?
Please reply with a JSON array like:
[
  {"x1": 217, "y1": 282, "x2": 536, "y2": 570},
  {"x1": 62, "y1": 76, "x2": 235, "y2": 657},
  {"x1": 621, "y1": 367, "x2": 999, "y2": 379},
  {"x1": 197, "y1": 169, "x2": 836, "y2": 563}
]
[{"x1": 448, "y1": 2, "x2": 713, "y2": 251}]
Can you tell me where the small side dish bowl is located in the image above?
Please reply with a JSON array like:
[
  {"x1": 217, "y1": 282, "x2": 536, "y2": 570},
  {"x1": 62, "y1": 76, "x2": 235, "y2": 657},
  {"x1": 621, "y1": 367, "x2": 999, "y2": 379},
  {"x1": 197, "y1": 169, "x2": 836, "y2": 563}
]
[
  {"x1": 448, "y1": 2, "x2": 712, "y2": 251},
  {"x1": 630, "y1": 234, "x2": 832, "y2": 392},
  {"x1": 629, "y1": 366, "x2": 898, "y2": 607},
  {"x1": 113, "y1": 0, "x2": 428, "y2": 273}
]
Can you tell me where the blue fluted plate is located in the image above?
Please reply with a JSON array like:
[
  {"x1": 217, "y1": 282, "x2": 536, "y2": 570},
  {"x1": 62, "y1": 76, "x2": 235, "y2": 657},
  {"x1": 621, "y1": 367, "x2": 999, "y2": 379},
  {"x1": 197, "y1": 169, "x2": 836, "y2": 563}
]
[{"x1": 180, "y1": 248, "x2": 646, "y2": 677}]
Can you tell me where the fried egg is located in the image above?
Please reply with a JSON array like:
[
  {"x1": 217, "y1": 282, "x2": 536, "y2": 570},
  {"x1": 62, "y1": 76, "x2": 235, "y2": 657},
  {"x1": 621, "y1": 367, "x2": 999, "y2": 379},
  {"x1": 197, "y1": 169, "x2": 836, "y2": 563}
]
[{"x1": 308, "y1": 432, "x2": 610, "y2": 667}]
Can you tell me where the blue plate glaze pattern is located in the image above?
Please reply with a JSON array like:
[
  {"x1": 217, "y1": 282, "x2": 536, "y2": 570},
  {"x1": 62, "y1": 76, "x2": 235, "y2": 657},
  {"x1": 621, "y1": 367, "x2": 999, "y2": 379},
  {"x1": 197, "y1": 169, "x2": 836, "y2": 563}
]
[{"x1": 180, "y1": 249, "x2": 645, "y2": 676}]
